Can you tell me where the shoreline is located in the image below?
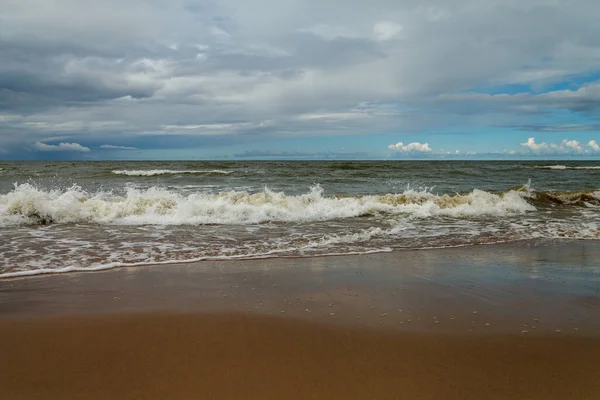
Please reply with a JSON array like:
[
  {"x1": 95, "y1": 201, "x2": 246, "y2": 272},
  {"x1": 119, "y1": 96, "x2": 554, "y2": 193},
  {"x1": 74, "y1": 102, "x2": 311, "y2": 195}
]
[
  {"x1": 2, "y1": 239, "x2": 599, "y2": 332},
  {"x1": 0, "y1": 247, "x2": 395, "y2": 280},
  {"x1": 2, "y1": 240, "x2": 600, "y2": 399},
  {"x1": 2, "y1": 237, "x2": 597, "y2": 281}
]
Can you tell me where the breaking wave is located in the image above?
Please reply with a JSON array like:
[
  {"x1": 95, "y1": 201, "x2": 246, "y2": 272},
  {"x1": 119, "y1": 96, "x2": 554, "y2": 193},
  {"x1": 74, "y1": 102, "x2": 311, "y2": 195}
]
[
  {"x1": 111, "y1": 169, "x2": 232, "y2": 176},
  {"x1": 1, "y1": 182, "x2": 599, "y2": 278},
  {"x1": 536, "y1": 165, "x2": 600, "y2": 170},
  {"x1": 0, "y1": 183, "x2": 565, "y2": 227}
]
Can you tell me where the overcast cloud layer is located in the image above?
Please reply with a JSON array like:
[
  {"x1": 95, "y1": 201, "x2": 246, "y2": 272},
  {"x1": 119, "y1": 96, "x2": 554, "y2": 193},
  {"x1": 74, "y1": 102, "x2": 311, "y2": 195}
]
[{"x1": 1, "y1": 0, "x2": 600, "y2": 159}]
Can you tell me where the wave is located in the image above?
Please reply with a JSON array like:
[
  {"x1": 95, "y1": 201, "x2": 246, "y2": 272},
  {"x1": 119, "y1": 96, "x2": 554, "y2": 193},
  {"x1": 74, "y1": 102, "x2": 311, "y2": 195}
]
[
  {"x1": 536, "y1": 165, "x2": 600, "y2": 170},
  {"x1": 111, "y1": 169, "x2": 232, "y2": 176},
  {"x1": 0, "y1": 183, "x2": 549, "y2": 227},
  {"x1": 0, "y1": 247, "x2": 397, "y2": 279},
  {"x1": 532, "y1": 190, "x2": 600, "y2": 207}
]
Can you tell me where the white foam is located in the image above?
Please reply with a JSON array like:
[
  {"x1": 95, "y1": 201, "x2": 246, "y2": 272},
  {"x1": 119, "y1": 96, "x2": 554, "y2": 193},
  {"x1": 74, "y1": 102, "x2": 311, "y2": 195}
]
[
  {"x1": 0, "y1": 184, "x2": 536, "y2": 227},
  {"x1": 111, "y1": 169, "x2": 232, "y2": 176},
  {"x1": 0, "y1": 184, "x2": 535, "y2": 226},
  {"x1": 536, "y1": 165, "x2": 600, "y2": 170},
  {"x1": 0, "y1": 245, "x2": 395, "y2": 279},
  {"x1": 539, "y1": 165, "x2": 568, "y2": 170}
]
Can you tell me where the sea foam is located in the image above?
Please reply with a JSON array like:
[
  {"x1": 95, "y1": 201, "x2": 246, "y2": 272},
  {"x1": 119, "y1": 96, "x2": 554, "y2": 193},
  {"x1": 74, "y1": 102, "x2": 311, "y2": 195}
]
[
  {"x1": 0, "y1": 183, "x2": 536, "y2": 227},
  {"x1": 536, "y1": 165, "x2": 600, "y2": 170},
  {"x1": 112, "y1": 169, "x2": 232, "y2": 176}
]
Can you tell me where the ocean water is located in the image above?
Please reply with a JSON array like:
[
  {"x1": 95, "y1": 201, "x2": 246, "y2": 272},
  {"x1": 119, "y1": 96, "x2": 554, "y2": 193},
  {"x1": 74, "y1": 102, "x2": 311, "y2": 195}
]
[{"x1": 0, "y1": 160, "x2": 599, "y2": 278}]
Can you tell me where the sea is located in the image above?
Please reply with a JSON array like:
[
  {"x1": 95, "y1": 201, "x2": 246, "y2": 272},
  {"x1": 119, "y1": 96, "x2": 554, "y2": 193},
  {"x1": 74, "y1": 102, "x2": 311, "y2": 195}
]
[{"x1": 0, "y1": 160, "x2": 599, "y2": 278}]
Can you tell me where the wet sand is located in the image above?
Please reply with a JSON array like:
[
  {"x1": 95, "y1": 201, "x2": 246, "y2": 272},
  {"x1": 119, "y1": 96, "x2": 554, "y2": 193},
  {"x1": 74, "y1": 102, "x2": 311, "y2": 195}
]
[
  {"x1": 2, "y1": 313, "x2": 600, "y2": 400},
  {"x1": 1, "y1": 240, "x2": 600, "y2": 399}
]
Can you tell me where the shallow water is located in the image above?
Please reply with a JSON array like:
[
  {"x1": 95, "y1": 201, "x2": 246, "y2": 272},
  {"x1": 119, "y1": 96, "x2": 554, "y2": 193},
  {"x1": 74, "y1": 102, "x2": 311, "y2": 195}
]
[{"x1": 1, "y1": 160, "x2": 599, "y2": 277}]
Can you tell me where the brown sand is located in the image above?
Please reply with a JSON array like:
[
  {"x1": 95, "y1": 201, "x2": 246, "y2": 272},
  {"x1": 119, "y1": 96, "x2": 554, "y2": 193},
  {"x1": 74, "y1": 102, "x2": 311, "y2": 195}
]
[
  {"x1": 1, "y1": 313, "x2": 600, "y2": 400},
  {"x1": 2, "y1": 241, "x2": 600, "y2": 399}
]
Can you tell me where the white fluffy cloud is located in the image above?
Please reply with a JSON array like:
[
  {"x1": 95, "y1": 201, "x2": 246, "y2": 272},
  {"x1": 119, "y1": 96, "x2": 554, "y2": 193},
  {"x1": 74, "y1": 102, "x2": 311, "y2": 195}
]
[
  {"x1": 33, "y1": 142, "x2": 91, "y2": 152},
  {"x1": 388, "y1": 141, "x2": 431, "y2": 153},
  {"x1": 520, "y1": 137, "x2": 600, "y2": 154},
  {"x1": 588, "y1": 140, "x2": 600, "y2": 152}
]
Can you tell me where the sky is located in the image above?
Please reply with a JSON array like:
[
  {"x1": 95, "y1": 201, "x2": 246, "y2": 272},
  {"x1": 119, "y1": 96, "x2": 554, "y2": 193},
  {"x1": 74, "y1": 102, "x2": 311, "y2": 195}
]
[{"x1": 1, "y1": 0, "x2": 600, "y2": 160}]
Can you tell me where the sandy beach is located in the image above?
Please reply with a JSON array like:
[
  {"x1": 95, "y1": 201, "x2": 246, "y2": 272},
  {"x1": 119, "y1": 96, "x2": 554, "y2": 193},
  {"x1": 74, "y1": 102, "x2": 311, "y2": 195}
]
[
  {"x1": 2, "y1": 240, "x2": 600, "y2": 399},
  {"x1": 3, "y1": 0, "x2": 600, "y2": 394},
  {"x1": 2, "y1": 313, "x2": 600, "y2": 400}
]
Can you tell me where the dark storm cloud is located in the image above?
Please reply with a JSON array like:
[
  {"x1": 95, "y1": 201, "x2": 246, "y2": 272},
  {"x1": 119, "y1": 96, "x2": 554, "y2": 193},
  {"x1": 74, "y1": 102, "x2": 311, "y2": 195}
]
[{"x1": 0, "y1": 44, "x2": 162, "y2": 112}]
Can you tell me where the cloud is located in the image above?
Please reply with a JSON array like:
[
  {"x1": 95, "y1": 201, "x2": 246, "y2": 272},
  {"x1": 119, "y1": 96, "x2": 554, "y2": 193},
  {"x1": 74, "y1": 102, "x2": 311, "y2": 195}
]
[
  {"x1": 513, "y1": 124, "x2": 600, "y2": 132},
  {"x1": 33, "y1": 142, "x2": 91, "y2": 152},
  {"x1": 562, "y1": 139, "x2": 584, "y2": 153},
  {"x1": 100, "y1": 144, "x2": 138, "y2": 150},
  {"x1": 439, "y1": 81, "x2": 600, "y2": 114},
  {"x1": 373, "y1": 21, "x2": 403, "y2": 41},
  {"x1": 588, "y1": 140, "x2": 600, "y2": 152},
  {"x1": 519, "y1": 137, "x2": 598, "y2": 154},
  {"x1": 2, "y1": 0, "x2": 600, "y2": 158},
  {"x1": 388, "y1": 141, "x2": 431, "y2": 153}
]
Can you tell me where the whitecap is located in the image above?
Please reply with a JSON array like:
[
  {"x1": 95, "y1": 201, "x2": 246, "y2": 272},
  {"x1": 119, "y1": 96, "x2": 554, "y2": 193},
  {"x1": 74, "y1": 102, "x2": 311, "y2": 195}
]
[
  {"x1": 536, "y1": 165, "x2": 600, "y2": 170},
  {"x1": 111, "y1": 169, "x2": 232, "y2": 176},
  {"x1": 0, "y1": 183, "x2": 536, "y2": 227}
]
